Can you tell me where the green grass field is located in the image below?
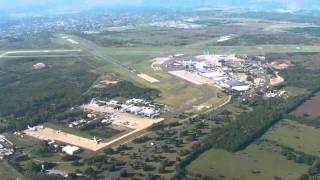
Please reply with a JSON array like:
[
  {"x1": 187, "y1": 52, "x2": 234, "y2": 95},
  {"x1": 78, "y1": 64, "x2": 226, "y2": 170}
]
[
  {"x1": 0, "y1": 160, "x2": 25, "y2": 180},
  {"x1": 187, "y1": 141, "x2": 308, "y2": 179},
  {"x1": 283, "y1": 86, "x2": 309, "y2": 97},
  {"x1": 43, "y1": 122, "x2": 93, "y2": 139},
  {"x1": 263, "y1": 119, "x2": 320, "y2": 156},
  {"x1": 0, "y1": 34, "x2": 68, "y2": 51}
]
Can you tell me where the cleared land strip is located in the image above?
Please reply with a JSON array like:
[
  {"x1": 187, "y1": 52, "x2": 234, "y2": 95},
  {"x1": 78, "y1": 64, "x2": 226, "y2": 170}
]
[
  {"x1": 137, "y1": 73, "x2": 160, "y2": 83},
  {"x1": 59, "y1": 35, "x2": 138, "y2": 74},
  {"x1": 169, "y1": 70, "x2": 213, "y2": 85},
  {"x1": 24, "y1": 127, "x2": 107, "y2": 151},
  {"x1": 0, "y1": 49, "x2": 82, "y2": 58},
  {"x1": 0, "y1": 55, "x2": 87, "y2": 58}
]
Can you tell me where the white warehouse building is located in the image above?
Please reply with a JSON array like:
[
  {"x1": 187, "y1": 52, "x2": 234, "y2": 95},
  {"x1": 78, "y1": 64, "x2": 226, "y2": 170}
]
[{"x1": 62, "y1": 146, "x2": 80, "y2": 155}]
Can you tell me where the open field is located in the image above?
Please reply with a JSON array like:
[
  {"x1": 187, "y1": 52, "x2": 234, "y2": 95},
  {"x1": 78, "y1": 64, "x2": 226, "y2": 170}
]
[
  {"x1": 5, "y1": 133, "x2": 43, "y2": 152},
  {"x1": 43, "y1": 122, "x2": 93, "y2": 139},
  {"x1": 0, "y1": 34, "x2": 68, "y2": 50},
  {"x1": 0, "y1": 160, "x2": 25, "y2": 180},
  {"x1": 168, "y1": 70, "x2": 213, "y2": 85},
  {"x1": 263, "y1": 119, "x2": 320, "y2": 156},
  {"x1": 283, "y1": 86, "x2": 309, "y2": 97},
  {"x1": 45, "y1": 122, "x2": 128, "y2": 143},
  {"x1": 187, "y1": 141, "x2": 308, "y2": 180},
  {"x1": 294, "y1": 92, "x2": 320, "y2": 118},
  {"x1": 188, "y1": 86, "x2": 231, "y2": 113}
]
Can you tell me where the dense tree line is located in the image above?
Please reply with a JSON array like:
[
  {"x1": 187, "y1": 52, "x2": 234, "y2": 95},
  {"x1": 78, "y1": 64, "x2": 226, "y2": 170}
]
[
  {"x1": 204, "y1": 97, "x2": 288, "y2": 152},
  {"x1": 300, "y1": 161, "x2": 320, "y2": 180},
  {"x1": 87, "y1": 81, "x2": 160, "y2": 100},
  {"x1": 0, "y1": 57, "x2": 98, "y2": 132}
]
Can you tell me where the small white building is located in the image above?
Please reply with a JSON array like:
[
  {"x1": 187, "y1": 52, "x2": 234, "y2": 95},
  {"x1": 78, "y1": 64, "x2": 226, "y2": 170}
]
[
  {"x1": 232, "y1": 85, "x2": 250, "y2": 92},
  {"x1": 128, "y1": 106, "x2": 142, "y2": 115},
  {"x1": 141, "y1": 108, "x2": 157, "y2": 117},
  {"x1": 62, "y1": 146, "x2": 80, "y2": 155},
  {"x1": 32, "y1": 62, "x2": 46, "y2": 70}
]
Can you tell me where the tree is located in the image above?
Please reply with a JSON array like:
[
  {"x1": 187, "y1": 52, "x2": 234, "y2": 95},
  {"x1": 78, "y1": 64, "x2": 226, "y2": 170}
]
[
  {"x1": 84, "y1": 167, "x2": 96, "y2": 178},
  {"x1": 120, "y1": 169, "x2": 129, "y2": 177},
  {"x1": 108, "y1": 164, "x2": 117, "y2": 172},
  {"x1": 103, "y1": 147, "x2": 115, "y2": 155},
  {"x1": 62, "y1": 155, "x2": 80, "y2": 162}
]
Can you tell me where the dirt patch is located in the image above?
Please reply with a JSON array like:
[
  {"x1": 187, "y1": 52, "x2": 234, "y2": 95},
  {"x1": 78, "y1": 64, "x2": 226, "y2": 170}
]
[
  {"x1": 254, "y1": 78, "x2": 265, "y2": 86},
  {"x1": 238, "y1": 73, "x2": 248, "y2": 82},
  {"x1": 152, "y1": 57, "x2": 171, "y2": 66},
  {"x1": 270, "y1": 75, "x2": 285, "y2": 86},
  {"x1": 94, "y1": 80, "x2": 118, "y2": 88},
  {"x1": 24, "y1": 127, "x2": 108, "y2": 151},
  {"x1": 169, "y1": 70, "x2": 213, "y2": 85},
  {"x1": 294, "y1": 92, "x2": 320, "y2": 118},
  {"x1": 151, "y1": 57, "x2": 171, "y2": 71},
  {"x1": 137, "y1": 74, "x2": 160, "y2": 83},
  {"x1": 271, "y1": 60, "x2": 292, "y2": 70}
]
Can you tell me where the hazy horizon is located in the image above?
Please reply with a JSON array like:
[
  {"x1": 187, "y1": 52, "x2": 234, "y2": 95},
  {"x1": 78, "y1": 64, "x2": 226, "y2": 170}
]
[{"x1": 1, "y1": 0, "x2": 319, "y2": 16}]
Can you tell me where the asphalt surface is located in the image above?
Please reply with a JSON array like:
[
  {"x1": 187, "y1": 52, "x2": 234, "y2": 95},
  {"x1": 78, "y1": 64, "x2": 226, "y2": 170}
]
[{"x1": 66, "y1": 38, "x2": 140, "y2": 75}]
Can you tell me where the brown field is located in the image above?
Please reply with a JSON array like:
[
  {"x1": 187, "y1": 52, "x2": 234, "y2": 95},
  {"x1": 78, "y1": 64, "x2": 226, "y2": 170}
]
[
  {"x1": 151, "y1": 57, "x2": 171, "y2": 66},
  {"x1": 294, "y1": 92, "x2": 320, "y2": 117},
  {"x1": 271, "y1": 60, "x2": 292, "y2": 70},
  {"x1": 168, "y1": 70, "x2": 213, "y2": 85},
  {"x1": 24, "y1": 127, "x2": 109, "y2": 151},
  {"x1": 137, "y1": 73, "x2": 160, "y2": 83},
  {"x1": 270, "y1": 75, "x2": 285, "y2": 86},
  {"x1": 151, "y1": 57, "x2": 171, "y2": 71},
  {"x1": 93, "y1": 80, "x2": 118, "y2": 88}
]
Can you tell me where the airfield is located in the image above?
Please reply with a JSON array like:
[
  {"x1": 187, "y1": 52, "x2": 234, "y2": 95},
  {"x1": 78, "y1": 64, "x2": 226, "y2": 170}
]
[{"x1": 2, "y1": 13, "x2": 320, "y2": 179}]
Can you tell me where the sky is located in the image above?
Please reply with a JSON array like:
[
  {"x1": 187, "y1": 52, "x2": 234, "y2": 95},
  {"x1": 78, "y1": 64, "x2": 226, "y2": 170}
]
[{"x1": 0, "y1": 0, "x2": 319, "y2": 15}]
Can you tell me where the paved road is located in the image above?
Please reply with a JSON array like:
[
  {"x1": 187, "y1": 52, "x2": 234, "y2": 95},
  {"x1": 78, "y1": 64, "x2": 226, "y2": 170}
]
[{"x1": 62, "y1": 36, "x2": 140, "y2": 75}]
